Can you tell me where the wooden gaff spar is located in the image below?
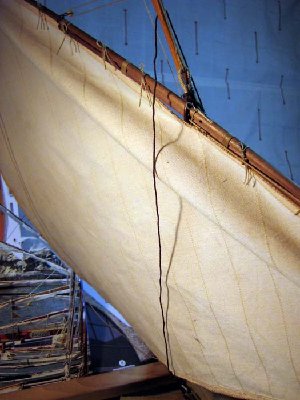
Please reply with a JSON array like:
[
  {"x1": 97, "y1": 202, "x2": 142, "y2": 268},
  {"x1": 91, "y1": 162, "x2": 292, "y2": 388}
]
[{"x1": 0, "y1": 1, "x2": 299, "y2": 400}]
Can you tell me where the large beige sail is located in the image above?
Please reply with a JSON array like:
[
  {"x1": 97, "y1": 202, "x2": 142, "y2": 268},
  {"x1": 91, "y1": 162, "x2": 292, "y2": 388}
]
[{"x1": 0, "y1": 1, "x2": 299, "y2": 399}]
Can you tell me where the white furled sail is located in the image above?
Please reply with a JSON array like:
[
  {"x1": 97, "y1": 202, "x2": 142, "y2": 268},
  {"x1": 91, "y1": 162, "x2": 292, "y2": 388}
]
[{"x1": 0, "y1": 1, "x2": 299, "y2": 399}]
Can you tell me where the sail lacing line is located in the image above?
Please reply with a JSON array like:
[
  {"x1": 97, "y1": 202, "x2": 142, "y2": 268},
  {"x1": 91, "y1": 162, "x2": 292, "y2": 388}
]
[
  {"x1": 37, "y1": 8, "x2": 49, "y2": 30},
  {"x1": 0, "y1": 285, "x2": 69, "y2": 310},
  {"x1": 62, "y1": 0, "x2": 127, "y2": 18},
  {"x1": 57, "y1": 20, "x2": 80, "y2": 55},
  {"x1": 138, "y1": 64, "x2": 153, "y2": 108},
  {"x1": 96, "y1": 41, "x2": 108, "y2": 69},
  {"x1": 57, "y1": 21, "x2": 70, "y2": 54},
  {"x1": 239, "y1": 141, "x2": 256, "y2": 187}
]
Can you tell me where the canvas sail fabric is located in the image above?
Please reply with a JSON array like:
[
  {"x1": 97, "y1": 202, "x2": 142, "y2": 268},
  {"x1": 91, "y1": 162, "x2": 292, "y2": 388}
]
[{"x1": 0, "y1": 1, "x2": 299, "y2": 399}]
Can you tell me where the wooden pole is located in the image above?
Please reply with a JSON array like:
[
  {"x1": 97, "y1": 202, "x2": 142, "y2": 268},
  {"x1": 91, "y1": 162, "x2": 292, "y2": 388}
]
[{"x1": 151, "y1": 0, "x2": 191, "y2": 95}]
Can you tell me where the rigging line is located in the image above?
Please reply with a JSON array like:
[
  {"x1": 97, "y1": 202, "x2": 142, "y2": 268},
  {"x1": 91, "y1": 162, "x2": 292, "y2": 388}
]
[
  {"x1": 123, "y1": 8, "x2": 128, "y2": 46},
  {"x1": 1, "y1": 204, "x2": 25, "y2": 224},
  {"x1": 5, "y1": 224, "x2": 19, "y2": 244},
  {"x1": 152, "y1": 16, "x2": 170, "y2": 371},
  {"x1": 89, "y1": 303, "x2": 118, "y2": 340},
  {"x1": 284, "y1": 150, "x2": 294, "y2": 182},
  {"x1": 0, "y1": 203, "x2": 48, "y2": 246},
  {"x1": 69, "y1": 0, "x2": 127, "y2": 17},
  {"x1": 165, "y1": 9, "x2": 206, "y2": 114},
  {"x1": 66, "y1": 272, "x2": 76, "y2": 377},
  {"x1": 0, "y1": 205, "x2": 32, "y2": 244},
  {"x1": 0, "y1": 285, "x2": 69, "y2": 310},
  {"x1": 194, "y1": 21, "x2": 199, "y2": 55},
  {"x1": 78, "y1": 280, "x2": 88, "y2": 375},
  {"x1": 142, "y1": 0, "x2": 182, "y2": 94},
  {"x1": 27, "y1": 269, "x2": 57, "y2": 296},
  {"x1": 65, "y1": 0, "x2": 107, "y2": 11}
]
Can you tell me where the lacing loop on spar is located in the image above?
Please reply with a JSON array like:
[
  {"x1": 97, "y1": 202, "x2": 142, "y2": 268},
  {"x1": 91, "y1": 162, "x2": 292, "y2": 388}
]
[
  {"x1": 57, "y1": 20, "x2": 70, "y2": 54},
  {"x1": 36, "y1": 2, "x2": 49, "y2": 31},
  {"x1": 70, "y1": 37, "x2": 80, "y2": 54},
  {"x1": 137, "y1": 64, "x2": 152, "y2": 107},
  {"x1": 57, "y1": 20, "x2": 79, "y2": 55},
  {"x1": 240, "y1": 141, "x2": 249, "y2": 163},
  {"x1": 121, "y1": 60, "x2": 130, "y2": 75},
  {"x1": 138, "y1": 64, "x2": 146, "y2": 107},
  {"x1": 225, "y1": 135, "x2": 234, "y2": 149},
  {"x1": 96, "y1": 41, "x2": 108, "y2": 69},
  {"x1": 239, "y1": 141, "x2": 256, "y2": 186}
]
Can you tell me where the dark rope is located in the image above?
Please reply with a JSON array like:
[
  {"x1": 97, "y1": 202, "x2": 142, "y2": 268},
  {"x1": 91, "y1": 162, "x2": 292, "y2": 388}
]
[
  {"x1": 165, "y1": 10, "x2": 206, "y2": 114},
  {"x1": 67, "y1": 0, "x2": 127, "y2": 17},
  {"x1": 152, "y1": 16, "x2": 170, "y2": 371}
]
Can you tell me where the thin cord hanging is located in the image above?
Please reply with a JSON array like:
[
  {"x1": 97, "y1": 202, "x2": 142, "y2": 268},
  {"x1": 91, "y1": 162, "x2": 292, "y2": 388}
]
[
  {"x1": 67, "y1": 0, "x2": 106, "y2": 11},
  {"x1": 64, "y1": 0, "x2": 127, "y2": 18},
  {"x1": 152, "y1": 16, "x2": 170, "y2": 371}
]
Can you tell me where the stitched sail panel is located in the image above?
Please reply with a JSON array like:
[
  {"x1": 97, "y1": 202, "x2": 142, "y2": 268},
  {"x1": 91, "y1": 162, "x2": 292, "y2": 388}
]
[{"x1": 0, "y1": 2, "x2": 299, "y2": 399}]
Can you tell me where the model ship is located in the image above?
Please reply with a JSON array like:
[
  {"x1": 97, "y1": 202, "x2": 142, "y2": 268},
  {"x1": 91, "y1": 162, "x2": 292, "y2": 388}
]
[
  {"x1": 0, "y1": 1, "x2": 299, "y2": 399},
  {"x1": 0, "y1": 247, "x2": 88, "y2": 393}
]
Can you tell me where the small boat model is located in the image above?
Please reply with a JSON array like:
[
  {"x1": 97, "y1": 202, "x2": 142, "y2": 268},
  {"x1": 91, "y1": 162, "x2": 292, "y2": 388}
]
[
  {"x1": 0, "y1": 1, "x2": 299, "y2": 399},
  {"x1": 0, "y1": 249, "x2": 87, "y2": 393}
]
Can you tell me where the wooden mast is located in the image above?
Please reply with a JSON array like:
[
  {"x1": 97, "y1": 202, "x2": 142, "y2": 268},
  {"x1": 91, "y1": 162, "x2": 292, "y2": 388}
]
[
  {"x1": 151, "y1": 0, "x2": 185, "y2": 87},
  {"x1": 151, "y1": 0, "x2": 205, "y2": 114},
  {"x1": 152, "y1": 0, "x2": 205, "y2": 115}
]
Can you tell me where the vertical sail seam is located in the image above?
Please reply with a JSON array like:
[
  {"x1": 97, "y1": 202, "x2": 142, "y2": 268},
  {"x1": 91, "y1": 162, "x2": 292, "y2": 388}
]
[
  {"x1": 200, "y1": 139, "x2": 272, "y2": 396},
  {"x1": 255, "y1": 187, "x2": 300, "y2": 386}
]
